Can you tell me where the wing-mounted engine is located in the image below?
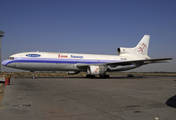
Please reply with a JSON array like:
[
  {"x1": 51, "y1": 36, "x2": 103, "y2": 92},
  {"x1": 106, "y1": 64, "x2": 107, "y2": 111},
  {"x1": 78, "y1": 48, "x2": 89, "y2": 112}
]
[{"x1": 87, "y1": 66, "x2": 107, "y2": 75}]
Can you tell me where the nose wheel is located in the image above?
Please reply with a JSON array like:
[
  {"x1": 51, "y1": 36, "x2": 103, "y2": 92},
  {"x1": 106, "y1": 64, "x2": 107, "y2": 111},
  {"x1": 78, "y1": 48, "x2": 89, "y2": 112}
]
[
  {"x1": 32, "y1": 75, "x2": 35, "y2": 79},
  {"x1": 31, "y1": 71, "x2": 36, "y2": 79}
]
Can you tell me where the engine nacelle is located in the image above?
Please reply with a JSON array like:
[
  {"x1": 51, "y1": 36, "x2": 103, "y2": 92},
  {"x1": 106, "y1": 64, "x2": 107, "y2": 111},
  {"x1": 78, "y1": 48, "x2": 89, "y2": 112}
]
[
  {"x1": 87, "y1": 66, "x2": 107, "y2": 75},
  {"x1": 68, "y1": 71, "x2": 80, "y2": 75},
  {"x1": 117, "y1": 47, "x2": 129, "y2": 54},
  {"x1": 117, "y1": 47, "x2": 134, "y2": 55}
]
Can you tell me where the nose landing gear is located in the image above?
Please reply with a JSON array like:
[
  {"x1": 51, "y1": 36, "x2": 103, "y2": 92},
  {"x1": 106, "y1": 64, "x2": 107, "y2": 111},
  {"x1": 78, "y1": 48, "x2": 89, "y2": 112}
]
[{"x1": 31, "y1": 71, "x2": 36, "y2": 79}]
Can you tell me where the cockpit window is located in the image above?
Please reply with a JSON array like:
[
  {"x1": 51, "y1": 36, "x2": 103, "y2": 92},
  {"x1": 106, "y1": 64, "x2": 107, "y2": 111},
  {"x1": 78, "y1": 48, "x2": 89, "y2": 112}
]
[{"x1": 8, "y1": 57, "x2": 14, "y2": 60}]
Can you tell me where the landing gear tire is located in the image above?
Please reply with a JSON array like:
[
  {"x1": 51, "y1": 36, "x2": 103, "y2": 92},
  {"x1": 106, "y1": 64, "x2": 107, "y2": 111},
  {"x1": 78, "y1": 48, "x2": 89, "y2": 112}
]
[
  {"x1": 106, "y1": 75, "x2": 110, "y2": 78},
  {"x1": 86, "y1": 75, "x2": 95, "y2": 78},
  {"x1": 99, "y1": 74, "x2": 110, "y2": 78},
  {"x1": 127, "y1": 74, "x2": 134, "y2": 77}
]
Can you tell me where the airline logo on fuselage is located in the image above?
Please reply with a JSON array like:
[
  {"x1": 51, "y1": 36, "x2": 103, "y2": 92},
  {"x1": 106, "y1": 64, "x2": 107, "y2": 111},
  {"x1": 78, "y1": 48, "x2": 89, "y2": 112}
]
[
  {"x1": 26, "y1": 54, "x2": 41, "y2": 57},
  {"x1": 71, "y1": 55, "x2": 83, "y2": 58},
  {"x1": 58, "y1": 54, "x2": 68, "y2": 58}
]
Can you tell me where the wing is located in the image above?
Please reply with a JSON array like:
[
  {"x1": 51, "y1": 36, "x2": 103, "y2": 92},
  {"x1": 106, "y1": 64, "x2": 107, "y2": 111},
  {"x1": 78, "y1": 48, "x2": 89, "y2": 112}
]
[
  {"x1": 105, "y1": 58, "x2": 172, "y2": 66},
  {"x1": 76, "y1": 58, "x2": 172, "y2": 68}
]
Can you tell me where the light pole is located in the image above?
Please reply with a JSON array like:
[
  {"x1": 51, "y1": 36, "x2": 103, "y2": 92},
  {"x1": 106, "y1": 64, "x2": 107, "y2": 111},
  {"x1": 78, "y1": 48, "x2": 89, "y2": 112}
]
[{"x1": 0, "y1": 31, "x2": 5, "y2": 72}]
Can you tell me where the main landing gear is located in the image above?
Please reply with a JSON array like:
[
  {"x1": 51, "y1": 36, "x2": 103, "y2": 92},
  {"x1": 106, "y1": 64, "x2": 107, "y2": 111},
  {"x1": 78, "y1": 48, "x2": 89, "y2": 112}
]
[
  {"x1": 99, "y1": 74, "x2": 110, "y2": 78},
  {"x1": 86, "y1": 74, "x2": 110, "y2": 78},
  {"x1": 127, "y1": 74, "x2": 134, "y2": 77},
  {"x1": 86, "y1": 75, "x2": 95, "y2": 78}
]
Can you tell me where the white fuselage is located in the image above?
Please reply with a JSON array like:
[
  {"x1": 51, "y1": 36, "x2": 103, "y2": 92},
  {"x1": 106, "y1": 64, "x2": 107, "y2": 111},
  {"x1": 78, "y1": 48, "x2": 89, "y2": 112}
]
[{"x1": 2, "y1": 52, "x2": 138, "y2": 72}]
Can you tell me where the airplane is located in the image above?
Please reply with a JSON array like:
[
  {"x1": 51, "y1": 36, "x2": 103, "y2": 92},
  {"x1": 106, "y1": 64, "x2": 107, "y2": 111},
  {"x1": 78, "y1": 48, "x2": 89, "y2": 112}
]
[{"x1": 2, "y1": 35, "x2": 172, "y2": 78}]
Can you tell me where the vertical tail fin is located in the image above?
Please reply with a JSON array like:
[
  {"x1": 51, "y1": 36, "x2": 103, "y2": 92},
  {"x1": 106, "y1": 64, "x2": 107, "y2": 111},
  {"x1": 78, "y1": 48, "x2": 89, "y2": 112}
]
[
  {"x1": 117, "y1": 35, "x2": 150, "y2": 59},
  {"x1": 134, "y1": 35, "x2": 150, "y2": 56}
]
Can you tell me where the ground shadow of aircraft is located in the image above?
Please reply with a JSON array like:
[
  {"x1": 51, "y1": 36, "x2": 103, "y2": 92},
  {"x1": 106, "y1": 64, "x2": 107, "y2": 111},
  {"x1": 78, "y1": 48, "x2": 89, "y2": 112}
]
[{"x1": 166, "y1": 95, "x2": 176, "y2": 108}]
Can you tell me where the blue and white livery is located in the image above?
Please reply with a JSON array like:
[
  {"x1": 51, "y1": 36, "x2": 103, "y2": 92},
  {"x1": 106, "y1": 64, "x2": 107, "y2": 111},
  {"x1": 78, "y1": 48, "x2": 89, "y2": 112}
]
[{"x1": 2, "y1": 35, "x2": 172, "y2": 78}]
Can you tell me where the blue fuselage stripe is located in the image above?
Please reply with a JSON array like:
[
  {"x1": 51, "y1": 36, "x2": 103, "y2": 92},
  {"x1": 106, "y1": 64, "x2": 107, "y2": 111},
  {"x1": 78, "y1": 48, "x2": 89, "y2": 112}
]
[
  {"x1": 4, "y1": 59, "x2": 118, "y2": 65},
  {"x1": 12, "y1": 60, "x2": 104, "y2": 64}
]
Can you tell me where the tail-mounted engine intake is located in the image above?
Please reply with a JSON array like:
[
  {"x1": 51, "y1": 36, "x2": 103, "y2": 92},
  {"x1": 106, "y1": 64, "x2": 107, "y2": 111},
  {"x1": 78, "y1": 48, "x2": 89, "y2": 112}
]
[
  {"x1": 117, "y1": 47, "x2": 134, "y2": 55},
  {"x1": 87, "y1": 66, "x2": 107, "y2": 75}
]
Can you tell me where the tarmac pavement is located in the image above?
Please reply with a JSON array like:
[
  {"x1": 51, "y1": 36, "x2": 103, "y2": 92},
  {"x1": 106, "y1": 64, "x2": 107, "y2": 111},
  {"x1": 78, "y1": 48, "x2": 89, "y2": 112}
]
[{"x1": 0, "y1": 75, "x2": 176, "y2": 120}]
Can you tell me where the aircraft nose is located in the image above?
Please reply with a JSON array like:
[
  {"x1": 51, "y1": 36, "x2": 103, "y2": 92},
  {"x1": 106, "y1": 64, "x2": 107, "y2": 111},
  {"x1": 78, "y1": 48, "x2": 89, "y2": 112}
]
[{"x1": 2, "y1": 60, "x2": 10, "y2": 66}]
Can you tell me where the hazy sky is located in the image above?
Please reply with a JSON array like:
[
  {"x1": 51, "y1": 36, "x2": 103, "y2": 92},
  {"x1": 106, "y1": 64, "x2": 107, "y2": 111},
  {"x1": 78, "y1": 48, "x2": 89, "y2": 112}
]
[{"x1": 1, "y1": 0, "x2": 176, "y2": 72}]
